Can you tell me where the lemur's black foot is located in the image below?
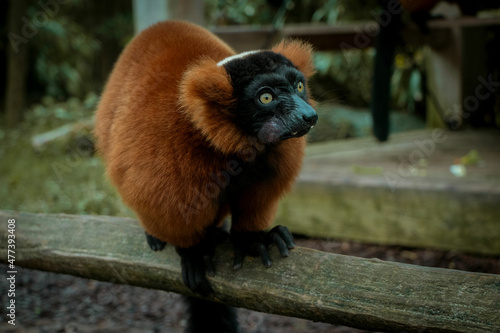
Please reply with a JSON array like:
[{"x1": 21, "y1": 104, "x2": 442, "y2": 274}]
[
  {"x1": 231, "y1": 225, "x2": 295, "y2": 271},
  {"x1": 145, "y1": 232, "x2": 167, "y2": 251},
  {"x1": 176, "y1": 227, "x2": 229, "y2": 296}
]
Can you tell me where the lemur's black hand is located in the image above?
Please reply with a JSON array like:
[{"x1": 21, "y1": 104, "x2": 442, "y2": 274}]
[
  {"x1": 145, "y1": 232, "x2": 167, "y2": 251},
  {"x1": 231, "y1": 225, "x2": 295, "y2": 271},
  {"x1": 175, "y1": 227, "x2": 228, "y2": 296}
]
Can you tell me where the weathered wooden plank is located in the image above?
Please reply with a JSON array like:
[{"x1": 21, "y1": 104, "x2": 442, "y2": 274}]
[
  {"x1": 213, "y1": 23, "x2": 378, "y2": 52},
  {"x1": 281, "y1": 24, "x2": 378, "y2": 50},
  {"x1": 278, "y1": 130, "x2": 500, "y2": 255},
  {"x1": 277, "y1": 181, "x2": 500, "y2": 255},
  {"x1": 0, "y1": 210, "x2": 499, "y2": 332},
  {"x1": 426, "y1": 17, "x2": 500, "y2": 29}
]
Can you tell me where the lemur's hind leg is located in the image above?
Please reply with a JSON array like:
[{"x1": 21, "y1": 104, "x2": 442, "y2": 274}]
[{"x1": 176, "y1": 226, "x2": 229, "y2": 296}]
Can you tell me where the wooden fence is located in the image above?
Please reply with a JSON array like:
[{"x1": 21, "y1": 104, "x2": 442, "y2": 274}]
[{"x1": 1, "y1": 210, "x2": 499, "y2": 332}]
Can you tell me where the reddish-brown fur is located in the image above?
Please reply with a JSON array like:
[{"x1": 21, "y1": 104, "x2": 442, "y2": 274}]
[{"x1": 95, "y1": 21, "x2": 315, "y2": 248}]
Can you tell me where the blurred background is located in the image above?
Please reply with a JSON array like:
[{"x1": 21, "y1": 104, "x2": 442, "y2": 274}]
[{"x1": 1, "y1": 0, "x2": 499, "y2": 332}]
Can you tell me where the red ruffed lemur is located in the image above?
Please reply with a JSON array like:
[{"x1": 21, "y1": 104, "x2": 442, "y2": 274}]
[{"x1": 95, "y1": 21, "x2": 317, "y2": 332}]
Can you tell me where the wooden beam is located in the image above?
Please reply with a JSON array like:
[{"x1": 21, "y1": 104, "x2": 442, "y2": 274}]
[
  {"x1": 1, "y1": 210, "x2": 499, "y2": 332},
  {"x1": 4, "y1": 0, "x2": 29, "y2": 127},
  {"x1": 426, "y1": 17, "x2": 500, "y2": 29},
  {"x1": 213, "y1": 23, "x2": 378, "y2": 52},
  {"x1": 282, "y1": 24, "x2": 378, "y2": 50},
  {"x1": 213, "y1": 18, "x2": 500, "y2": 53}
]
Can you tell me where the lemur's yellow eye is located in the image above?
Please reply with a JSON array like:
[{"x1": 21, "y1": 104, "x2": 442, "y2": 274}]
[
  {"x1": 259, "y1": 93, "x2": 273, "y2": 104},
  {"x1": 297, "y1": 81, "x2": 304, "y2": 92}
]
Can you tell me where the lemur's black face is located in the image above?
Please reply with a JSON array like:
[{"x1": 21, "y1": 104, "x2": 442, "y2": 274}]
[{"x1": 222, "y1": 51, "x2": 318, "y2": 144}]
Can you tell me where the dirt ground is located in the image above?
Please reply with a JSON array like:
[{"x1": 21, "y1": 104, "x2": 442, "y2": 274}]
[{"x1": 1, "y1": 238, "x2": 498, "y2": 333}]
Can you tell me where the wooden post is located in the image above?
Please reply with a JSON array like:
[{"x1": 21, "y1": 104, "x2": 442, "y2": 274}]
[
  {"x1": 424, "y1": 26, "x2": 463, "y2": 128},
  {"x1": 4, "y1": 0, "x2": 28, "y2": 127},
  {"x1": 422, "y1": 18, "x2": 500, "y2": 129},
  {"x1": 1, "y1": 210, "x2": 499, "y2": 333}
]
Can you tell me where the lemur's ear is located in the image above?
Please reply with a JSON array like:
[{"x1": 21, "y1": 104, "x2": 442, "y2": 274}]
[
  {"x1": 180, "y1": 59, "x2": 249, "y2": 154},
  {"x1": 272, "y1": 39, "x2": 315, "y2": 79},
  {"x1": 180, "y1": 58, "x2": 235, "y2": 108}
]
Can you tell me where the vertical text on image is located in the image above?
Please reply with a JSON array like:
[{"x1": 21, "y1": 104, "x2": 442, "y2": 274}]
[{"x1": 6, "y1": 218, "x2": 17, "y2": 326}]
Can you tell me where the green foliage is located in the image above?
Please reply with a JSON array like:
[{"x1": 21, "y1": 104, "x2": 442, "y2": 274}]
[
  {"x1": 205, "y1": 0, "x2": 380, "y2": 26},
  {"x1": 206, "y1": 0, "x2": 275, "y2": 25},
  {"x1": 94, "y1": 12, "x2": 134, "y2": 46},
  {"x1": 334, "y1": 0, "x2": 381, "y2": 21},
  {"x1": 390, "y1": 51, "x2": 424, "y2": 113},
  {"x1": 26, "y1": 0, "x2": 132, "y2": 100},
  {"x1": 312, "y1": 47, "x2": 425, "y2": 111},
  {"x1": 312, "y1": 49, "x2": 374, "y2": 106},
  {"x1": 24, "y1": 92, "x2": 97, "y2": 133},
  {"x1": 311, "y1": 0, "x2": 340, "y2": 24},
  {"x1": 31, "y1": 14, "x2": 100, "y2": 99},
  {"x1": 0, "y1": 96, "x2": 132, "y2": 217}
]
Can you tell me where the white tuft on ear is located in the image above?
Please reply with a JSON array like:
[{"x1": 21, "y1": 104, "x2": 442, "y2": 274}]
[{"x1": 217, "y1": 50, "x2": 261, "y2": 67}]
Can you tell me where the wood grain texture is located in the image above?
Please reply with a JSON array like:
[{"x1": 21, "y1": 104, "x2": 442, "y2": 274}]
[{"x1": 0, "y1": 210, "x2": 499, "y2": 332}]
